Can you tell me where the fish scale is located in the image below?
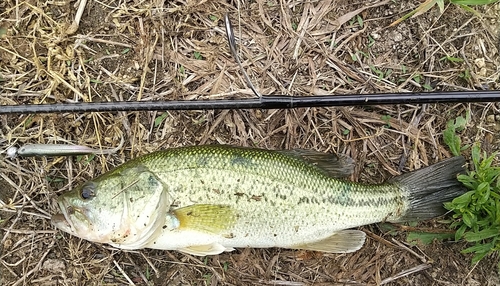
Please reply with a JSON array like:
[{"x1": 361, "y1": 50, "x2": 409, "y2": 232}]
[
  {"x1": 117, "y1": 147, "x2": 404, "y2": 247},
  {"x1": 52, "y1": 145, "x2": 466, "y2": 255}
]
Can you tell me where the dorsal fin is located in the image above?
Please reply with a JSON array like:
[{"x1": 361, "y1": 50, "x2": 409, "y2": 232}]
[{"x1": 279, "y1": 149, "x2": 354, "y2": 178}]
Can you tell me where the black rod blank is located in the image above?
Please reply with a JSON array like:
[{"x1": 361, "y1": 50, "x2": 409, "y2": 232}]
[{"x1": 1, "y1": 91, "x2": 499, "y2": 114}]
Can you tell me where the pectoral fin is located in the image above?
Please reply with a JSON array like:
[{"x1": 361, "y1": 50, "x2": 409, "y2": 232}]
[
  {"x1": 172, "y1": 204, "x2": 236, "y2": 234},
  {"x1": 178, "y1": 243, "x2": 235, "y2": 256},
  {"x1": 292, "y1": 230, "x2": 366, "y2": 253}
]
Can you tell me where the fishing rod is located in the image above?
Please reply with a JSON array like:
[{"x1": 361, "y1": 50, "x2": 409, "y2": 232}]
[
  {"x1": 1, "y1": 91, "x2": 499, "y2": 114},
  {"x1": 1, "y1": 14, "x2": 499, "y2": 115}
]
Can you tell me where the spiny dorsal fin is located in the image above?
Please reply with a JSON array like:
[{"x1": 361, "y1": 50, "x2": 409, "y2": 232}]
[
  {"x1": 279, "y1": 149, "x2": 354, "y2": 178},
  {"x1": 172, "y1": 204, "x2": 236, "y2": 234},
  {"x1": 291, "y1": 230, "x2": 366, "y2": 253}
]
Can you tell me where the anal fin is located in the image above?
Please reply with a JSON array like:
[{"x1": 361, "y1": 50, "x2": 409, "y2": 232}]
[
  {"x1": 292, "y1": 230, "x2": 366, "y2": 253},
  {"x1": 178, "y1": 243, "x2": 235, "y2": 256}
]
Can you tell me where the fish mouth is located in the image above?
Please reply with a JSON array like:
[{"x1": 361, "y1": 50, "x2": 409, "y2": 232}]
[{"x1": 51, "y1": 199, "x2": 77, "y2": 234}]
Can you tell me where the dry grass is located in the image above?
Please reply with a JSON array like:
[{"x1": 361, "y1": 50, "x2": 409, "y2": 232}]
[{"x1": 1, "y1": 0, "x2": 500, "y2": 285}]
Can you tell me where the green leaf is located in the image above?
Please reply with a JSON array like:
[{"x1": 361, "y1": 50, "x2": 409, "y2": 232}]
[
  {"x1": 154, "y1": 112, "x2": 169, "y2": 127},
  {"x1": 447, "y1": 140, "x2": 500, "y2": 265},
  {"x1": 84, "y1": 154, "x2": 95, "y2": 165},
  {"x1": 455, "y1": 224, "x2": 467, "y2": 240},
  {"x1": 449, "y1": 190, "x2": 475, "y2": 208},
  {"x1": 472, "y1": 143, "x2": 481, "y2": 170},
  {"x1": 461, "y1": 242, "x2": 490, "y2": 254},
  {"x1": 378, "y1": 222, "x2": 399, "y2": 236},
  {"x1": 443, "y1": 125, "x2": 460, "y2": 156},
  {"x1": 464, "y1": 227, "x2": 500, "y2": 242},
  {"x1": 454, "y1": 116, "x2": 467, "y2": 131},
  {"x1": 381, "y1": 115, "x2": 391, "y2": 128},
  {"x1": 357, "y1": 15, "x2": 364, "y2": 28},
  {"x1": 0, "y1": 27, "x2": 6, "y2": 37},
  {"x1": 471, "y1": 251, "x2": 490, "y2": 264},
  {"x1": 451, "y1": 0, "x2": 498, "y2": 4},
  {"x1": 462, "y1": 211, "x2": 475, "y2": 228},
  {"x1": 436, "y1": 0, "x2": 445, "y2": 12},
  {"x1": 407, "y1": 232, "x2": 454, "y2": 245},
  {"x1": 440, "y1": 56, "x2": 464, "y2": 63}
]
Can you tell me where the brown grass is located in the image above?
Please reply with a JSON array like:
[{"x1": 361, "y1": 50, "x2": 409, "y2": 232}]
[{"x1": 1, "y1": 0, "x2": 500, "y2": 285}]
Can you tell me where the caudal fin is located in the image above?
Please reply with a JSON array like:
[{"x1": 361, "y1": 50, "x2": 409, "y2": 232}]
[{"x1": 389, "y1": 156, "x2": 467, "y2": 222}]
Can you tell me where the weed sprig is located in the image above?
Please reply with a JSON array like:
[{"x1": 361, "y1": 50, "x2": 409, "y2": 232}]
[
  {"x1": 445, "y1": 144, "x2": 500, "y2": 265},
  {"x1": 442, "y1": 114, "x2": 500, "y2": 266},
  {"x1": 391, "y1": 0, "x2": 500, "y2": 26}
]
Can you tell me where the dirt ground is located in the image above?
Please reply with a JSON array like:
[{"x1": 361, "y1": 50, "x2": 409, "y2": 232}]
[{"x1": 1, "y1": 0, "x2": 500, "y2": 285}]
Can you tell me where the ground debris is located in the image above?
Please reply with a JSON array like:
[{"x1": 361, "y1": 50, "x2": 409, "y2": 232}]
[{"x1": 1, "y1": 0, "x2": 499, "y2": 285}]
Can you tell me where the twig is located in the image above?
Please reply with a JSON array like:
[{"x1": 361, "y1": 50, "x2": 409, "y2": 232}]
[
  {"x1": 113, "y1": 260, "x2": 136, "y2": 286},
  {"x1": 380, "y1": 263, "x2": 431, "y2": 285},
  {"x1": 391, "y1": 238, "x2": 427, "y2": 263},
  {"x1": 66, "y1": 0, "x2": 88, "y2": 34},
  {"x1": 12, "y1": 240, "x2": 55, "y2": 286}
]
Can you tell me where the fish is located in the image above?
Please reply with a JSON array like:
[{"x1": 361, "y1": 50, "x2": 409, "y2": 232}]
[{"x1": 51, "y1": 145, "x2": 466, "y2": 256}]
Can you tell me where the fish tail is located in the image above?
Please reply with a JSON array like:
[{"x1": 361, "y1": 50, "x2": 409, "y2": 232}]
[{"x1": 390, "y1": 156, "x2": 467, "y2": 222}]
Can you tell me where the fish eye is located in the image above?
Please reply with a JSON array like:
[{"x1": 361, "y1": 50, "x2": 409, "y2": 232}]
[{"x1": 80, "y1": 183, "x2": 96, "y2": 200}]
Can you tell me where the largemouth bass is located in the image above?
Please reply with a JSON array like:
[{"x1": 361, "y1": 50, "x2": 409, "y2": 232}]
[{"x1": 51, "y1": 145, "x2": 466, "y2": 256}]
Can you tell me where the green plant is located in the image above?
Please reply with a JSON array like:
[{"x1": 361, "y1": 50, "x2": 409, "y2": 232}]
[
  {"x1": 413, "y1": 74, "x2": 422, "y2": 84},
  {"x1": 459, "y1": 69, "x2": 472, "y2": 80},
  {"x1": 443, "y1": 112, "x2": 469, "y2": 156},
  {"x1": 145, "y1": 265, "x2": 151, "y2": 280},
  {"x1": 422, "y1": 83, "x2": 432, "y2": 90},
  {"x1": 381, "y1": 115, "x2": 391, "y2": 128},
  {"x1": 440, "y1": 55, "x2": 464, "y2": 63},
  {"x1": 203, "y1": 273, "x2": 212, "y2": 284},
  {"x1": 90, "y1": 79, "x2": 103, "y2": 84},
  {"x1": 76, "y1": 154, "x2": 96, "y2": 164},
  {"x1": 390, "y1": 0, "x2": 500, "y2": 26},
  {"x1": 222, "y1": 261, "x2": 229, "y2": 272},
  {"x1": 367, "y1": 35, "x2": 375, "y2": 48},
  {"x1": 154, "y1": 112, "x2": 169, "y2": 127},
  {"x1": 369, "y1": 65, "x2": 392, "y2": 80},
  {"x1": 445, "y1": 143, "x2": 500, "y2": 265},
  {"x1": 193, "y1": 51, "x2": 202, "y2": 60},
  {"x1": 407, "y1": 231, "x2": 455, "y2": 245}
]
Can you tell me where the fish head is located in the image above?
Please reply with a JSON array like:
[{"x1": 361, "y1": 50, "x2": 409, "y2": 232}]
[{"x1": 52, "y1": 165, "x2": 171, "y2": 248}]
